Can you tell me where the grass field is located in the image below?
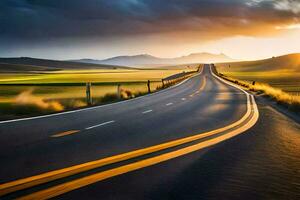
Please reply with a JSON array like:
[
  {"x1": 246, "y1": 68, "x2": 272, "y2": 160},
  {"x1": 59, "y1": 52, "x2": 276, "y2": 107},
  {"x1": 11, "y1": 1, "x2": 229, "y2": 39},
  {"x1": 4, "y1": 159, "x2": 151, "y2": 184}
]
[
  {"x1": 216, "y1": 53, "x2": 300, "y2": 95},
  {"x1": 0, "y1": 69, "x2": 185, "y2": 84},
  {"x1": 0, "y1": 68, "x2": 192, "y2": 120}
]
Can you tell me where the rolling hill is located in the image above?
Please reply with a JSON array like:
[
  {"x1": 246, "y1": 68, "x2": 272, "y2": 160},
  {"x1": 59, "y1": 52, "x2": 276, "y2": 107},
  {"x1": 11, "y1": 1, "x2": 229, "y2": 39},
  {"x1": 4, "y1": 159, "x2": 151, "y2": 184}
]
[
  {"x1": 216, "y1": 53, "x2": 300, "y2": 93},
  {"x1": 0, "y1": 57, "x2": 131, "y2": 72},
  {"x1": 71, "y1": 52, "x2": 233, "y2": 67},
  {"x1": 216, "y1": 53, "x2": 300, "y2": 72}
]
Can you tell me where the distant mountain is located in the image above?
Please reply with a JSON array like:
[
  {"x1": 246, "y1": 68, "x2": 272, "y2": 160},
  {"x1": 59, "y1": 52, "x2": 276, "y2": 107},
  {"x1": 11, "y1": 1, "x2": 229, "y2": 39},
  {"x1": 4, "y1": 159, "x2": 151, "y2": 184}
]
[
  {"x1": 175, "y1": 53, "x2": 233, "y2": 64},
  {"x1": 216, "y1": 53, "x2": 300, "y2": 72},
  {"x1": 71, "y1": 53, "x2": 234, "y2": 67},
  {"x1": 0, "y1": 57, "x2": 131, "y2": 72}
]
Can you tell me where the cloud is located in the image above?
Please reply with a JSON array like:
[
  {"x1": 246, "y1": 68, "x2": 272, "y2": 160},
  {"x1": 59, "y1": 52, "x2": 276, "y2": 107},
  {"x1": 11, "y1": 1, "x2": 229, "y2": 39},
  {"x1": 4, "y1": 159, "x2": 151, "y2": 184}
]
[
  {"x1": 276, "y1": 23, "x2": 300, "y2": 29},
  {"x1": 273, "y1": 0, "x2": 300, "y2": 14},
  {"x1": 0, "y1": 0, "x2": 299, "y2": 56},
  {"x1": 247, "y1": 0, "x2": 300, "y2": 14}
]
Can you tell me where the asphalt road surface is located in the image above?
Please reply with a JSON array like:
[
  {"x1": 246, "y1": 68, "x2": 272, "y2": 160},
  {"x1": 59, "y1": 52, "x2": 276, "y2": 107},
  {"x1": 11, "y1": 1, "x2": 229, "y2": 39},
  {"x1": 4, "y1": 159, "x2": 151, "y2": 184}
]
[{"x1": 0, "y1": 65, "x2": 298, "y2": 199}]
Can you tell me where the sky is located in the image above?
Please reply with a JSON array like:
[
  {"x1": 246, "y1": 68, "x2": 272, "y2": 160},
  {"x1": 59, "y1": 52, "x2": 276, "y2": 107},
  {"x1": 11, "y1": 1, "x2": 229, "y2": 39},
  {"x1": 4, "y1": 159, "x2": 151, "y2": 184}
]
[{"x1": 0, "y1": 0, "x2": 300, "y2": 60}]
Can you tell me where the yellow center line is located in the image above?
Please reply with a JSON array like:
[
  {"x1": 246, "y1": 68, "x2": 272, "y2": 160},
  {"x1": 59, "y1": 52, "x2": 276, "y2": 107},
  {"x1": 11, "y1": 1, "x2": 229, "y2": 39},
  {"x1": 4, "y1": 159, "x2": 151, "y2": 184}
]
[
  {"x1": 17, "y1": 96, "x2": 259, "y2": 200},
  {"x1": 199, "y1": 76, "x2": 207, "y2": 91},
  {"x1": 190, "y1": 76, "x2": 206, "y2": 97},
  {"x1": 51, "y1": 130, "x2": 80, "y2": 138},
  {"x1": 0, "y1": 95, "x2": 251, "y2": 196},
  {"x1": 0, "y1": 93, "x2": 251, "y2": 197}
]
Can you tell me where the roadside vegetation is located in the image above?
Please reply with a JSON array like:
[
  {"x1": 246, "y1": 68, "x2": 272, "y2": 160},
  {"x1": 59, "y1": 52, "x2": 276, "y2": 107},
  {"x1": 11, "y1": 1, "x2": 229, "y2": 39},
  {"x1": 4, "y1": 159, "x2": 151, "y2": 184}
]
[{"x1": 216, "y1": 72, "x2": 300, "y2": 112}]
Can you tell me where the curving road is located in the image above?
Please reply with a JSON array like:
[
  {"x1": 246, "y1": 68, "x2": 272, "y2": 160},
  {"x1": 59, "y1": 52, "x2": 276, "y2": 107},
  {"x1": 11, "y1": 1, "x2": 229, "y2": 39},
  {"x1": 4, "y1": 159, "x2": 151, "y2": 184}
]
[{"x1": 0, "y1": 64, "x2": 261, "y2": 199}]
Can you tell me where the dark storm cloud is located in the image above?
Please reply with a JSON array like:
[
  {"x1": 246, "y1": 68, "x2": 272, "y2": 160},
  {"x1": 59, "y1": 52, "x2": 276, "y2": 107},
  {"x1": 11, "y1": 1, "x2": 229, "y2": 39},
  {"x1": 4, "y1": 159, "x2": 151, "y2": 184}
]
[{"x1": 0, "y1": 0, "x2": 299, "y2": 43}]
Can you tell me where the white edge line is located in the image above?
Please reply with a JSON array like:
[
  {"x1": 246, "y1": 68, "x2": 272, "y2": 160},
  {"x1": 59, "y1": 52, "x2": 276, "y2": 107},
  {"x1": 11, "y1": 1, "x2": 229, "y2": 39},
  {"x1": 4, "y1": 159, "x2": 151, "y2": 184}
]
[
  {"x1": 210, "y1": 65, "x2": 248, "y2": 96},
  {"x1": 166, "y1": 103, "x2": 173, "y2": 106},
  {"x1": 0, "y1": 69, "x2": 203, "y2": 124},
  {"x1": 142, "y1": 110, "x2": 153, "y2": 114},
  {"x1": 210, "y1": 64, "x2": 259, "y2": 122},
  {"x1": 85, "y1": 120, "x2": 115, "y2": 130}
]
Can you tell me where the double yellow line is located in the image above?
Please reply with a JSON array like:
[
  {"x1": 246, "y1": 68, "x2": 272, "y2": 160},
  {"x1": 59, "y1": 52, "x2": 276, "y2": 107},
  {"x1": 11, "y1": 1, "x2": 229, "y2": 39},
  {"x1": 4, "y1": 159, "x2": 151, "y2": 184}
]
[
  {"x1": 190, "y1": 76, "x2": 206, "y2": 97},
  {"x1": 17, "y1": 96, "x2": 258, "y2": 200},
  {"x1": 0, "y1": 67, "x2": 259, "y2": 199}
]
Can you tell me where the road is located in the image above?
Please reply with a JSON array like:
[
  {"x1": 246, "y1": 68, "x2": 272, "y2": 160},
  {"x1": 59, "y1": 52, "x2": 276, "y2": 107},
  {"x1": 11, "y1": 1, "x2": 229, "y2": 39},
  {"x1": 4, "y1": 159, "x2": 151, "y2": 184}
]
[{"x1": 0, "y1": 64, "x2": 298, "y2": 199}]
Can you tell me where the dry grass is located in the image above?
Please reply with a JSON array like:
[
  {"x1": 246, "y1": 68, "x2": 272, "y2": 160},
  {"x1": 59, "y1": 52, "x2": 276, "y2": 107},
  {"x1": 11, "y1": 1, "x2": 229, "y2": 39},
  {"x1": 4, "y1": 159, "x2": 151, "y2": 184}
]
[
  {"x1": 218, "y1": 73, "x2": 300, "y2": 112},
  {"x1": 14, "y1": 89, "x2": 64, "y2": 111}
]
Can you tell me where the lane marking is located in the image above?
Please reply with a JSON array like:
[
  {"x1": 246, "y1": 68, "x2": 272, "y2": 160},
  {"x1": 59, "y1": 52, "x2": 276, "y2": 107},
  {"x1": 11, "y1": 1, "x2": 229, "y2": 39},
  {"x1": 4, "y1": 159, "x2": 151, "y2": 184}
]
[
  {"x1": 85, "y1": 121, "x2": 115, "y2": 130},
  {"x1": 51, "y1": 130, "x2": 80, "y2": 138},
  {"x1": 199, "y1": 76, "x2": 207, "y2": 91},
  {"x1": 0, "y1": 78, "x2": 255, "y2": 197},
  {"x1": 181, "y1": 98, "x2": 186, "y2": 101},
  {"x1": 17, "y1": 95, "x2": 259, "y2": 200},
  {"x1": 142, "y1": 110, "x2": 153, "y2": 114},
  {"x1": 189, "y1": 76, "x2": 206, "y2": 97},
  {"x1": 166, "y1": 103, "x2": 173, "y2": 106},
  {"x1": 210, "y1": 66, "x2": 249, "y2": 96},
  {"x1": 217, "y1": 92, "x2": 243, "y2": 94}
]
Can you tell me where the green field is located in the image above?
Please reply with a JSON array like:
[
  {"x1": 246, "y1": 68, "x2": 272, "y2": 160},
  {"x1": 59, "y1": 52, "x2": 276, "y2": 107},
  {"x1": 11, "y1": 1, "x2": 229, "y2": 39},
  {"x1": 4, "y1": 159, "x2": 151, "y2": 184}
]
[
  {"x1": 0, "y1": 69, "x2": 185, "y2": 84},
  {"x1": 216, "y1": 53, "x2": 300, "y2": 95},
  {"x1": 0, "y1": 68, "x2": 186, "y2": 103},
  {"x1": 0, "y1": 68, "x2": 191, "y2": 120}
]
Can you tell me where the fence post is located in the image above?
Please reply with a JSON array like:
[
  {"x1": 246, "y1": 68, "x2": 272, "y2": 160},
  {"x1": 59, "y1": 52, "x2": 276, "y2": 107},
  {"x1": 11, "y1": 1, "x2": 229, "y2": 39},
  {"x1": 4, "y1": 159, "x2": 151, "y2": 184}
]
[
  {"x1": 162, "y1": 79, "x2": 165, "y2": 88},
  {"x1": 147, "y1": 80, "x2": 151, "y2": 93},
  {"x1": 117, "y1": 84, "x2": 121, "y2": 99},
  {"x1": 86, "y1": 82, "x2": 92, "y2": 105}
]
